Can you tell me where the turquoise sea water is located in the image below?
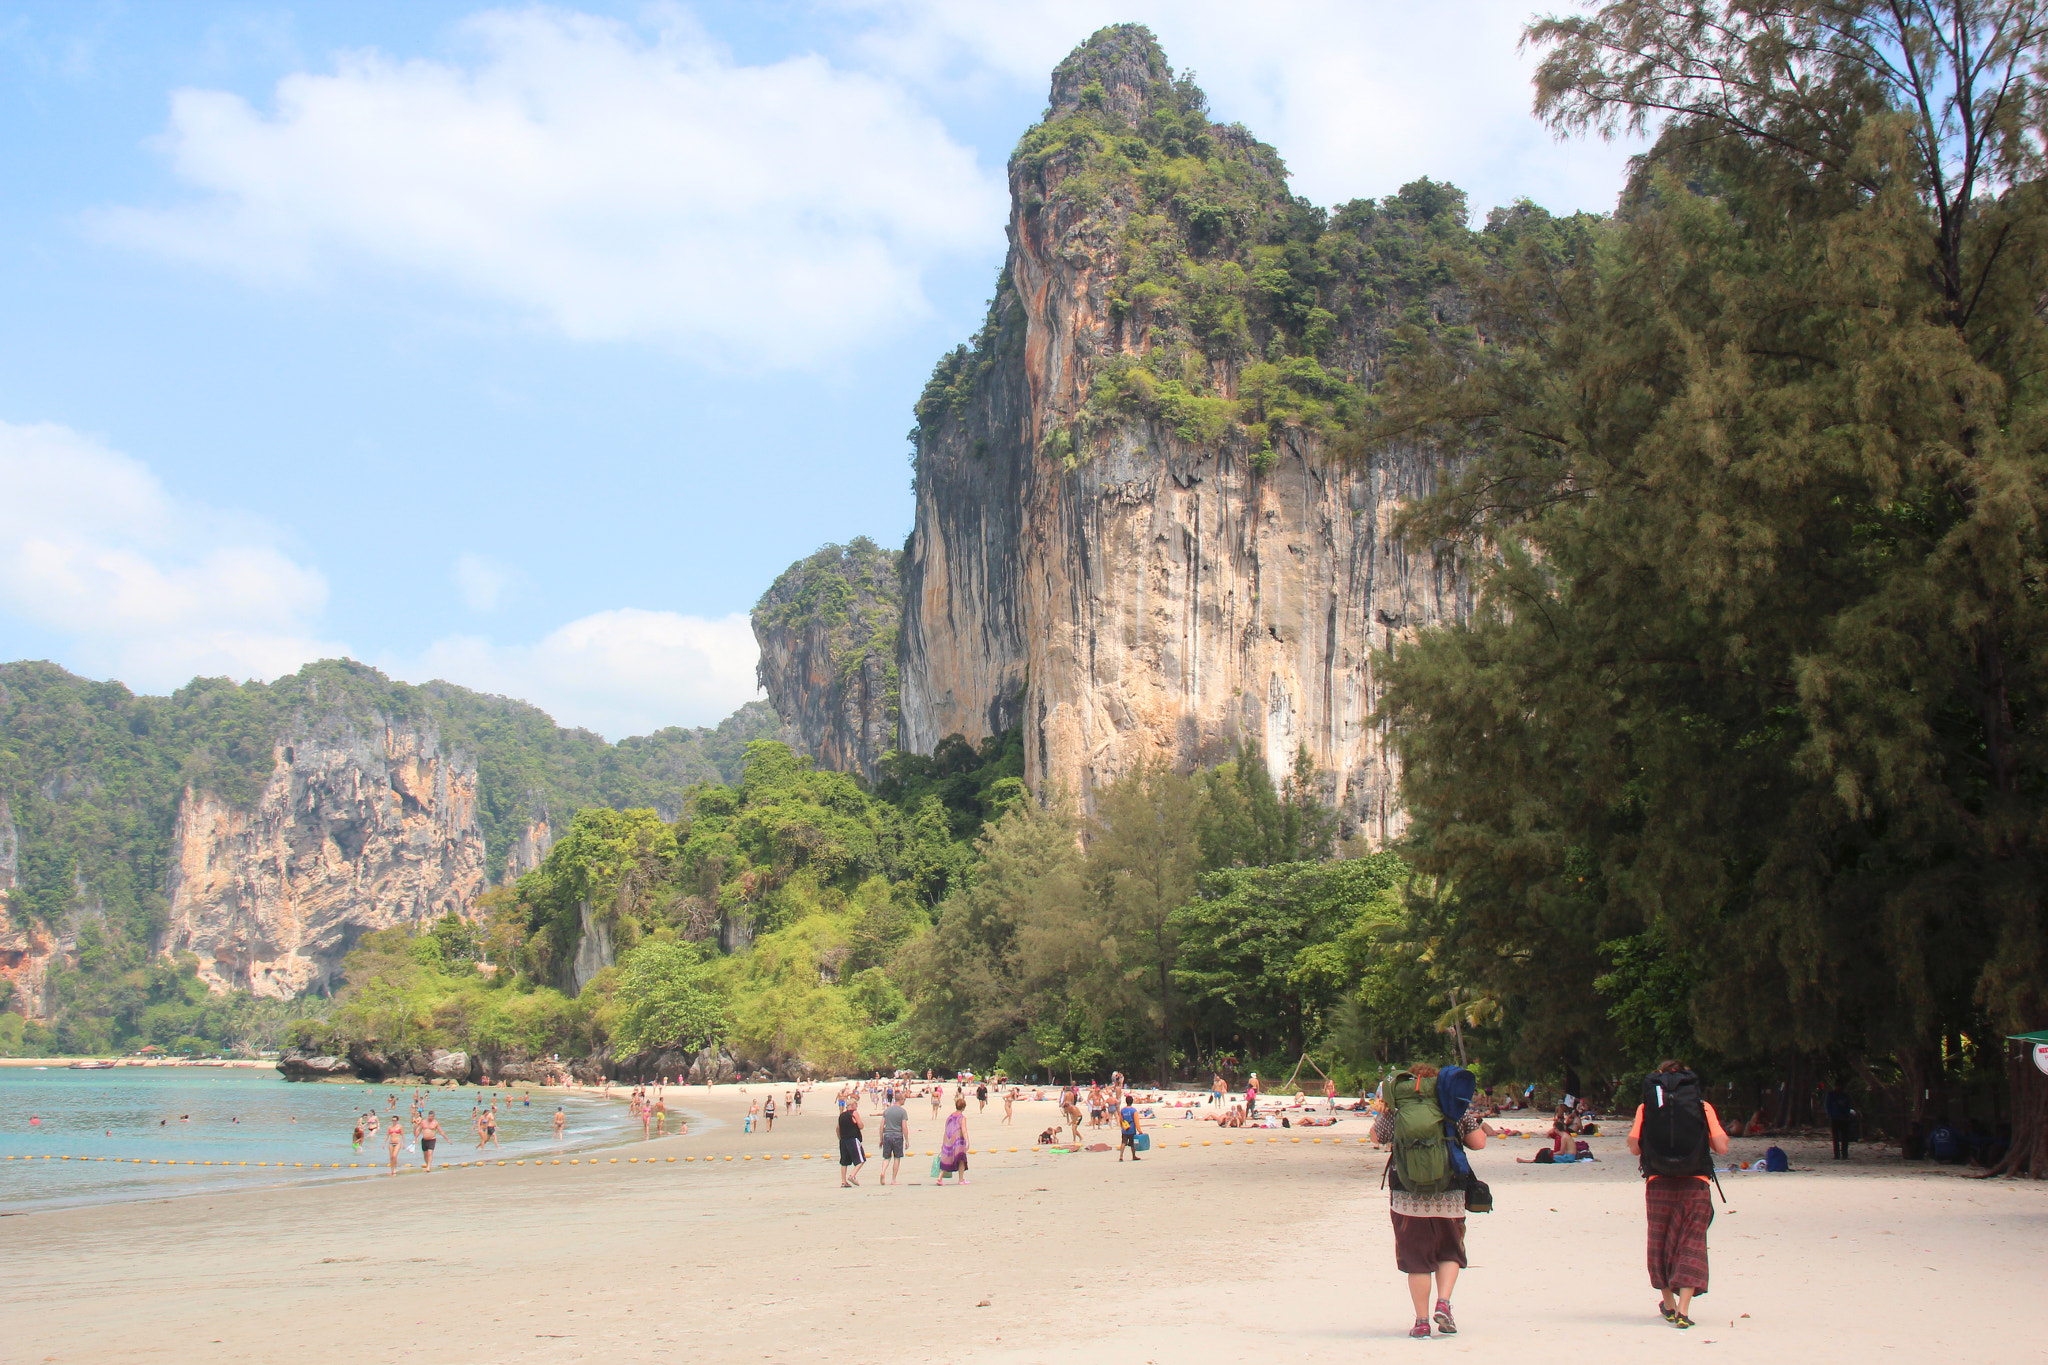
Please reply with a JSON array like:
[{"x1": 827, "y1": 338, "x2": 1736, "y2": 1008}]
[{"x1": 0, "y1": 1068, "x2": 643, "y2": 1213}]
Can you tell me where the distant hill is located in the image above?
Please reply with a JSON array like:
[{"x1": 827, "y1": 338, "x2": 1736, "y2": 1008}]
[{"x1": 0, "y1": 657, "x2": 800, "y2": 1025}]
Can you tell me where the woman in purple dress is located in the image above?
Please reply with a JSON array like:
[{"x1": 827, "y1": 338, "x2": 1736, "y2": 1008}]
[{"x1": 937, "y1": 1096, "x2": 971, "y2": 1185}]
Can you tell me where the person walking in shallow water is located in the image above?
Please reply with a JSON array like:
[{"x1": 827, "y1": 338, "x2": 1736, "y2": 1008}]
[
  {"x1": 419, "y1": 1112, "x2": 445, "y2": 1171},
  {"x1": 385, "y1": 1115, "x2": 404, "y2": 1174}
]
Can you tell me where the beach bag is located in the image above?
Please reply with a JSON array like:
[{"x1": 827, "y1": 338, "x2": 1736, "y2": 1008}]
[
  {"x1": 1135, "y1": 1133, "x2": 1150, "y2": 1152},
  {"x1": 1639, "y1": 1070, "x2": 1710, "y2": 1179},
  {"x1": 1763, "y1": 1145, "x2": 1789, "y2": 1172},
  {"x1": 1389, "y1": 1074, "x2": 1452, "y2": 1194},
  {"x1": 1464, "y1": 1174, "x2": 1493, "y2": 1213},
  {"x1": 930, "y1": 1154, "x2": 942, "y2": 1178}
]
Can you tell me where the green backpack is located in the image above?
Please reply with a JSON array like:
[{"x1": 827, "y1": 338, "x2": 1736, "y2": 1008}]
[{"x1": 1389, "y1": 1074, "x2": 1452, "y2": 1194}]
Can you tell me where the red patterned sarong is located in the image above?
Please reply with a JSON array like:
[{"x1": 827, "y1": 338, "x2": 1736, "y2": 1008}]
[{"x1": 1644, "y1": 1175, "x2": 1713, "y2": 1294}]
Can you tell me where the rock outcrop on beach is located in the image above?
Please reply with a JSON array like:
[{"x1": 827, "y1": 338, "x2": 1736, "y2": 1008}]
[
  {"x1": 752, "y1": 539, "x2": 901, "y2": 782},
  {"x1": 895, "y1": 25, "x2": 1471, "y2": 841}
]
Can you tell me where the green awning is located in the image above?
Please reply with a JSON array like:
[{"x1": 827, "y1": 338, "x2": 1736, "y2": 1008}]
[{"x1": 2011, "y1": 1030, "x2": 2048, "y2": 1043}]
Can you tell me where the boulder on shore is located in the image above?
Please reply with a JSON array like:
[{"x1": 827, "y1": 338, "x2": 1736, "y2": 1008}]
[{"x1": 277, "y1": 1048, "x2": 355, "y2": 1082}]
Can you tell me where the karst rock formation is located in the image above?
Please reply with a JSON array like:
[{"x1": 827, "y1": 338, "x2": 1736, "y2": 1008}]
[{"x1": 886, "y1": 25, "x2": 1468, "y2": 840}]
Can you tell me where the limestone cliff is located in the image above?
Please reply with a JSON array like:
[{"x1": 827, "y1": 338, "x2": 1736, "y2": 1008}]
[
  {"x1": 0, "y1": 660, "x2": 802, "y2": 1018},
  {"x1": 160, "y1": 721, "x2": 488, "y2": 997},
  {"x1": 752, "y1": 539, "x2": 901, "y2": 781},
  {"x1": 899, "y1": 25, "x2": 1472, "y2": 840}
]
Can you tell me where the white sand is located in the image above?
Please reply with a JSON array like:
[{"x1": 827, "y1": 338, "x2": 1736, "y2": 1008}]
[{"x1": 2, "y1": 1083, "x2": 2040, "y2": 1362}]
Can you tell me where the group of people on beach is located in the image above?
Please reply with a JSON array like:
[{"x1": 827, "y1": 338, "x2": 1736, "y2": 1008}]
[
  {"x1": 1374, "y1": 1058, "x2": 1730, "y2": 1339},
  {"x1": 350, "y1": 1093, "x2": 448, "y2": 1173}
]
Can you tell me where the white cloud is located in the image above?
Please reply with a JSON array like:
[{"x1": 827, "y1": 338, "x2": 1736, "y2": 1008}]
[
  {"x1": 396, "y1": 608, "x2": 761, "y2": 738},
  {"x1": 835, "y1": 0, "x2": 1647, "y2": 217},
  {"x1": 452, "y1": 552, "x2": 513, "y2": 612},
  {"x1": 91, "y1": 5, "x2": 1005, "y2": 366},
  {"x1": 0, "y1": 419, "x2": 343, "y2": 688}
]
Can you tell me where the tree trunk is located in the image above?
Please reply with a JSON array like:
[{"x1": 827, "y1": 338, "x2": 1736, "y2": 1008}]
[{"x1": 1981, "y1": 1038, "x2": 2047, "y2": 1179}]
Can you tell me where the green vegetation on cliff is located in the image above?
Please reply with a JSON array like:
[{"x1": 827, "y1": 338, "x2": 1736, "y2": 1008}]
[
  {"x1": 918, "y1": 23, "x2": 1509, "y2": 475},
  {"x1": 750, "y1": 538, "x2": 902, "y2": 774}
]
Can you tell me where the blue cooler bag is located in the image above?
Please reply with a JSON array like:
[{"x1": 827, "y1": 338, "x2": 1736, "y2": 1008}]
[{"x1": 1134, "y1": 1133, "x2": 1151, "y2": 1152}]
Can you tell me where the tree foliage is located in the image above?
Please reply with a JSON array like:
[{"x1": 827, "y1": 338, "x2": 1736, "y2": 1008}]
[{"x1": 1370, "y1": 2, "x2": 2048, "y2": 1089}]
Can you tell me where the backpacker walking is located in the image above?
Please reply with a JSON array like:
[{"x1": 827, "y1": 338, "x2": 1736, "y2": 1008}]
[
  {"x1": 1629, "y1": 1060, "x2": 1730, "y2": 1329},
  {"x1": 1372, "y1": 1062, "x2": 1487, "y2": 1339}
]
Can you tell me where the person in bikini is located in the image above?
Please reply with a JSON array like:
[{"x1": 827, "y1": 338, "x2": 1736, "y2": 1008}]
[{"x1": 385, "y1": 1116, "x2": 404, "y2": 1174}]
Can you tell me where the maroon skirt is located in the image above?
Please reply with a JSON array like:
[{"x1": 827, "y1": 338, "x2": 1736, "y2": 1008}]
[
  {"x1": 1645, "y1": 1176, "x2": 1713, "y2": 1294},
  {"x1": 1390, "y1": 1211, "x2": 1467, "y2": 1273}
]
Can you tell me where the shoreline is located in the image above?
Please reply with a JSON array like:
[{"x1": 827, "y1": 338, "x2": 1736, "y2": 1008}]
[{"x1": 1, "y1": 1082, "x2": 2036, "y2": 1362}]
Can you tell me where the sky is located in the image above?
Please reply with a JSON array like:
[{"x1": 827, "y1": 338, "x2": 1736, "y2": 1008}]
[{"x1": 0, "y1": 0, "x2": 1642, "y2": 738}]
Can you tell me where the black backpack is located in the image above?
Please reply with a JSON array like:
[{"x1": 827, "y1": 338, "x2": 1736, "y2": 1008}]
[{"x1": 1639, "y1": 1070, "x2": 1710, "y2": 1178}]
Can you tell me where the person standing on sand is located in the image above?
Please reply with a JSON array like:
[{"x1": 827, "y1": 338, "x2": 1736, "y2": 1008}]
[
  {"x1": 420, "y1": 1112, "x2": 445, "y2": 1171},
  {"x1": 1372, "y1": 1063, "x2": 1487, "y2": 1339},
  {"x1": 838, "y1": 1103, "x2": 866, "y2": 1187},
  {"x1": 763, "y1": 1095, "x2": 776, "y2": 1133},
  {"x1": 1629, "y1": 1060, "x2": 1729, "y2": 1329},
  {"x1": 976, "y1": 1082, "x2": 988, "y2": 1113},
  {"x1": 1002, "y1": 1089, "x2": 1015, "y2": 1125},
  {"x1": 1117, "y1": 1095, "x2": 1143, "y2": 1162},
  {"x1": 879, "y1": 1094, "x2": 909, "y2": 1185},
  {"x1": 1825, "y1": 1082, "x2": 1854, "y2": 1160},
  {"x1": 937, "y1": 1097, "x2": 970, "y2": 1185},
  {"x1": 385, "y1": 1117, "x2": 404, "y2": 1174}
]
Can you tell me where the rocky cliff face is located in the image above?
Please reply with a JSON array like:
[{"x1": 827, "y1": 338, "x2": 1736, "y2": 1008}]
[
  {"x1": 160, "y1": 722, "x2": 488, "y2": 998},
  {"x1": 899, "y1": 25, "x2": 1471, "y2": 841},
  {"x1": 0, "y1": 794, "x2": 58, "y2": 1019},
  {"x1": 753, "y1": 539, "x2": 901, "y2": 781}
]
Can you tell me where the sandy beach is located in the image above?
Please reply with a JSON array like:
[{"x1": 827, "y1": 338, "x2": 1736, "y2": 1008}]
[{"x1": 2, "y1": 1083, "x2": 2041, "y2": 1362}]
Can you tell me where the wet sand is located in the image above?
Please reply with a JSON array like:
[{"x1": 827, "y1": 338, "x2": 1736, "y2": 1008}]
[{"x1": 2, "y1": 1084, "x2": 2041, "y2": 1362}]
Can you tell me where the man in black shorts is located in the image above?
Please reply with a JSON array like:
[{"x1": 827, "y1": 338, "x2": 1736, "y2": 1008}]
[
  {"x1": 1119, "y1": 1096, "x2": 1143, "y2": 1162},
  {"x1": 879, "y1": 1095, "x2": 910, "y2": 1184},
  {"x1": 420, "y1": 1112, "x2": 444, "y2": 1170}
]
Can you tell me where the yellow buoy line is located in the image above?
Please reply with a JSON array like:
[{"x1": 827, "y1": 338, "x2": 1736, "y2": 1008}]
[{"x1": 1, "y1": 1136, "x2": 1376, "y2": 1170}]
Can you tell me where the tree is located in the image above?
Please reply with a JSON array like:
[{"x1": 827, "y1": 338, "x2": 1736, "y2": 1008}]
[
  {"x1": 608, "y1": 939, "x2": 724, "y2": 1055},
  {"x1": 1173, "y1": 856, "x2": 1403, "y2": 1059},
  {"x1": 1370, "y1": 2, "x2": 2048, "y2": 1105},
  {"x1": 895, "y1": 795, "x2": 1084, "y2": 1066},
  {"x1": 1074, "y1": 762, "x2": 1206, "y2": 1085}
]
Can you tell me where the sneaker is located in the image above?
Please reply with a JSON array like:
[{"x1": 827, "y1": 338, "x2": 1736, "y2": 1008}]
[
  {"x1": 1659, "y1": 1303, "x2": 1677, "y2": 1323},
  {"x1": 1674, "y1": 1312, "x2": 1695, "y2": 1330},
  {"x1": 1433, "y1": 1301, "x2": 1457, "y2": 1335},
  {"x1": 1409, "y1": 1319, "x2": 1432, "y2": 1339}
]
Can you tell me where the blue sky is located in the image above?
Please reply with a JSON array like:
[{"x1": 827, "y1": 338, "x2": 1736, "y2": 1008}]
[{"x1": 0, "y1": 1, "x2": 1639, "y2": 737}]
